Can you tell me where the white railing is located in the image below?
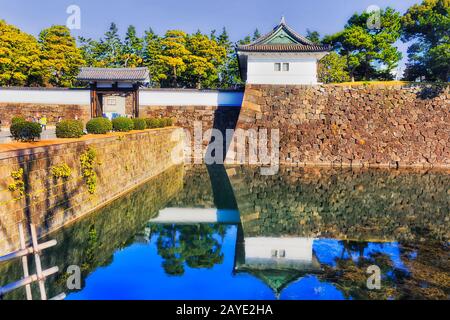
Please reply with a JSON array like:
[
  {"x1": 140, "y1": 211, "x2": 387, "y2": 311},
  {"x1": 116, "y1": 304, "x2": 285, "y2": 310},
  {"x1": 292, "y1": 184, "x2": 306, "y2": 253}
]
[{"x1": 0, "y1": 223, "x2": 65, "y2": 300}]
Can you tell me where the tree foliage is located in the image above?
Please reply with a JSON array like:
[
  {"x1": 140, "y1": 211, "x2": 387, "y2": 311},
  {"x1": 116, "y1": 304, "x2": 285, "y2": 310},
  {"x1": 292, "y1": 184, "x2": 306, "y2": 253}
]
[
  {"x1": 318, "y1": 52, "x2": 351, "y2": 83},
  {"x1": 402, "y1": 0, "x2": 449, "y2": 81},
  {"x1": 0, "y1": 20, "x2": 46, "y2": 86},
  {"x1": 2, "y1": 2, "x2": 448, "y2": 88},
  {"x1": 324, "y1": 8, "x2": 403, "y2": 81},
  {"x1": 39, "y1": 25, "x2": 85, "y2": 87}
]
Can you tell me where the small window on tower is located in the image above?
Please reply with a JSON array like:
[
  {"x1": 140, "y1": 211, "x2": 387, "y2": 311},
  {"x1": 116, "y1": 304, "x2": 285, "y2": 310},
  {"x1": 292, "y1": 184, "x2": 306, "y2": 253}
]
[
  {"x1": 274, "y1": 63, "x2": 281, "y2": 72},
  {"x1": 282, "y1": 63, "x2": 290, "y2": 72}
]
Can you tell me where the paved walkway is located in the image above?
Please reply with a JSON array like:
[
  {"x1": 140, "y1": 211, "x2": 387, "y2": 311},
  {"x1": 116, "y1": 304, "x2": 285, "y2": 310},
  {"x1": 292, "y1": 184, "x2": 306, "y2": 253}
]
[{"x1": 0, "y1": 127, "x2": 56, "y2": 144}]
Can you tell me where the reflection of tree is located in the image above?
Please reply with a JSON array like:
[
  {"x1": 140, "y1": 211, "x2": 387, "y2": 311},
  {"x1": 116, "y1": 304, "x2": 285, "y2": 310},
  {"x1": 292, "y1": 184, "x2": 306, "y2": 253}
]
[
  {"x1": 320, "y1": 240, "x2": 450, "y2": 300},
  {"x1": 339, "y1": 240, "x2": 369, "y2": 259},
  {"x1": 398, "y1": 242, "x2": 449, "y2": 300},
  {"x1": 320, "y1": 241, "x2": 399, "y2": 300},
  {"x1": 152, "y1": 224, "x2": 225, "y2": 276}
]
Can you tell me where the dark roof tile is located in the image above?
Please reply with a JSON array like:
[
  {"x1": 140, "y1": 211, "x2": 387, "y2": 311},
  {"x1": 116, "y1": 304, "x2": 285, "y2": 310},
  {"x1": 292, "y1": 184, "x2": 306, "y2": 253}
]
[{"x1": 77, "y1": 67, "x2": 149, "y2": 82}]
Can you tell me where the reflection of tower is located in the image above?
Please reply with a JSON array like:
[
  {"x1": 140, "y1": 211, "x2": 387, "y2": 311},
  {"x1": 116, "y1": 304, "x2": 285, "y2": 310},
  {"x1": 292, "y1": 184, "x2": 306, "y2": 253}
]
[{"x1": 234, "y1": 225, "x2": 321, "y2": 299}]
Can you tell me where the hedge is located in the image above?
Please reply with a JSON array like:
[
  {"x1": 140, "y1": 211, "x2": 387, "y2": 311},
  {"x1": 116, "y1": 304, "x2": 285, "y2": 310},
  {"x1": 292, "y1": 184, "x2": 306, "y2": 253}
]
[
  {"x1": 10, "y1": 121, "x2": 42, "y2": 142},
  {"x1": 11, "y1": 116, "x2": 26, "y2": 125},
  {"x1": 112, "y1": 117, "x2": 134, "y2": 132},
  {"x1": 132, "y1": 118, "x2": 147, "y2": 130},
  {"x1": 55, "y1": 120, "x2": 84, "y2": 138},
  {"x1": 86, "y1": 117, "x2": 112, "y2": 134},
  {"x1": 145, "y1": 117, "x2": 173, "y2": 128}
]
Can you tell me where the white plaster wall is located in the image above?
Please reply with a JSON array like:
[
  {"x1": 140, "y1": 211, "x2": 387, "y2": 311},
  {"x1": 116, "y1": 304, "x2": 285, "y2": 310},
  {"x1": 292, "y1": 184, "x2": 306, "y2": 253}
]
[
  {"x1": 149, "y1": 208, "x2": 241, "y2": 224},
  {"x1": 244, "y1": 237, "x2": 315, "y2": 261},
  {"x1": 247, "y1": 56, "x2": 318, "y2": 85},
  {"x1": 0, "y1": 89, "x2": 244, "y2": 107},
  {"x1": 139, "y1": 90, "x2": 243, "y2": 107},
  {"x1": 0, "y1": 89, "x2": 90, "y2": 105}
]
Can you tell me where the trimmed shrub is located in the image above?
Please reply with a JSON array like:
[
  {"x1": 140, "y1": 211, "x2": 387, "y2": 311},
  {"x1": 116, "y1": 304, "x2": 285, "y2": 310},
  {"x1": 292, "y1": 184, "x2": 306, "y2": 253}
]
[
  {"x1": 112, "y1": 117, "x2": 134, "y2": 132},
  {"x1": 11, "y1": 116, "x2": 26, "y2": 125},
  {"x1": 55, "y1": 120, "x2": 84, "y2": 138},
  {"x1": 86, "y1": 117, "x2": 112, "y2": 134},
  {"x1": 132, "y1": 118, "x2": 147, "y2": 130},
  {"x1": 10, "y1": 121, "x2": 42, "y2": 142},
  {"x1": 145, "y1": 117, "x2": 173, "y2": 129},
  {"x1": 162, "y1": 117, "x2": 173, "y2": 127},
  {"x1": 145, "y1": 118, "x2": 159, "y2": 129}
]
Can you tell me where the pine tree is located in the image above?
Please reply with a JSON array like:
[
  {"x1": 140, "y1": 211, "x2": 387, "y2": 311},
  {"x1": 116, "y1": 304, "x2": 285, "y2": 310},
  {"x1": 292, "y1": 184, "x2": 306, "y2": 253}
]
[
  {"x1": 325, "y1": 8, "x2": 402, "y2": 81},
  {"x1": 158, "y1": 30, "x2": 191, "y2": 87},
  {"x1": 217, "y1": 27, "x2": 243, "y2": 88},
  {"x1": 123, "y1": 25, "x2": 144, "y2": 67},
  {"x1": 252, "y1": 28, "x2": 261, "y2": 41},
  {"x1": 184, "y1": 31, "x2": 226, "y2": 88},
  {"x1": 402, "y1": 0, "x2": 449, "y2": 81},
  {"x1": 39, "y1": 25, "x2": 85, "y2": 87},
  {"x1": 102, "y1": 22, "x2": 123, "y2": 67},
  {"x1": 143, "y1": 28, "x2": 164, "y2": 86},
  {"x1": 0, "y1": 20, "x2": 47, "y2": 86}
]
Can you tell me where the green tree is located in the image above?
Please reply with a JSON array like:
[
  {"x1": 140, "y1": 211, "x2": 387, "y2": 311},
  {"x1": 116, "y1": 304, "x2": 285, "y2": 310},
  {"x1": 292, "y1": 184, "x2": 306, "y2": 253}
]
[
  {"x1": 39, "y1": 25, "x2": 85, "y2": 87},
  {"x1": 402, "y1": 0, "x2": 450, "y2": 81},
  {"x1": 78, "y1": 37, "x2": 102, "y2": 67},
  {"x1": 318, "y1": 52, "x2": 351, "y2": 83},
  {"x1": 122, "y1": 25, "x2": 144, "y2": 67},
  {"x1": 325, "y1": 7, "x2": 403, "y2": 81},
  {"x1": 143, "y1": 28, "x2": 164, "y2": 86},
  {"x1": 306, "y1": 29, "x2": 321, "y2": 44},
  {"x1": 154, "y1": 224, "x2": 225, "y2": 276},
  {"x1": 158, "y1": 30, "x2": 191, "y2": 87},
  {"x1": 252, "y1": 28, "x2": 261, "y2": 41},
  {"x1": 184, "y1": 31, "x2": 226, "y2": 88},
  {"x1": 217, "y1": 27, "x2": 242, "y2": 88},
  {"x1": 0, "y1": 20, "x2": 47, "y2": 86},
  {"x1": 101, "y1": 22, "x2": 123, "y2": 67}
]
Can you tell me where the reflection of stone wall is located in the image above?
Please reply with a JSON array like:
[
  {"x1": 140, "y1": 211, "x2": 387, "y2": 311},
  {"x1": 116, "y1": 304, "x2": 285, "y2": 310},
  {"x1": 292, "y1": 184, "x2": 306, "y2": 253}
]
[
  {"x1": 166, "y1": 165, "x2": 215, "y2": 208},
  {"x1": 229, "y1": 166, "x2": 450, "y2": 242},
  {"x1": 0, "y1": 103, "x2": 90, "y2": 126},
  {"x1": 141, "y1": 106, "x2": 241, "y2": 162},
  {"x1": 0, "y1": 164, "x2": 184, "y2": 300},
  {"x1": 238, "y1": 84, "x2": 450, "y2": 167},
  {"x1": 0, "y1": 128, "x2": 184, "y2": 255}
]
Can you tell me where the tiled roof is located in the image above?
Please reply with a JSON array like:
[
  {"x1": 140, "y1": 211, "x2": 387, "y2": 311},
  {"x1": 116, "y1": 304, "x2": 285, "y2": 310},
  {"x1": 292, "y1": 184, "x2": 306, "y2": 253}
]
[
  {"x1": 237, "y1": 19, "x2": 330, "y2": 53},
  {"x1": 77, "y1": 67, "x2": 150, "y2": 82},
  {"x1": 237, "y1": 43, "x2": 331, "y2": 53}
]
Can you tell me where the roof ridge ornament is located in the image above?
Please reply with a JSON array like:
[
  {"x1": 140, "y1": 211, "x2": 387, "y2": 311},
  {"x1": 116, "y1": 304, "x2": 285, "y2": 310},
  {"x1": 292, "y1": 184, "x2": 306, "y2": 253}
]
[{"x1": 280, "y1": 16, "x2": 286, "y2": 25}]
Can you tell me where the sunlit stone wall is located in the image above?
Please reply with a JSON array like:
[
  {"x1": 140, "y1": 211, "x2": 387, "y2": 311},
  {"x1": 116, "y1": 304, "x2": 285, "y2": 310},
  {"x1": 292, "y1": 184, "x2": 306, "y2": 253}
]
[
  {"x1": 0, "y1": 127, "x2": 184, "y2": 255},
  {"x1": 238, "y1": 83, "x2": 450, "y2": 168}
]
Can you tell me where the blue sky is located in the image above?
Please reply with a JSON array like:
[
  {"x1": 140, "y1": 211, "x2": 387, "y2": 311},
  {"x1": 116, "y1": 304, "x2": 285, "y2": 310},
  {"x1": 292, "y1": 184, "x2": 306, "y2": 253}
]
[{"x1": 0, "y1": 0, "x2": 422, "y2": 69}]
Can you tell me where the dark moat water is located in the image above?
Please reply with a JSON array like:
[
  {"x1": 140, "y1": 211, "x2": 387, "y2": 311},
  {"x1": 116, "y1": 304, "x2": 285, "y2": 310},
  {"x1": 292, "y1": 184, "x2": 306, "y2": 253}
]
[{"x1": 1, "y1": 165, "x2": 449, "y2": 300}]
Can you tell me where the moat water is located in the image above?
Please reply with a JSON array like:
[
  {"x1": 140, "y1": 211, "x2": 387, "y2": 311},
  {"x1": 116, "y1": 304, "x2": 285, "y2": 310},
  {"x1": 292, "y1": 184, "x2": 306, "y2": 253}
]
[{"x1": 1, "y1": 165, "x2": 449, "y2": 300}]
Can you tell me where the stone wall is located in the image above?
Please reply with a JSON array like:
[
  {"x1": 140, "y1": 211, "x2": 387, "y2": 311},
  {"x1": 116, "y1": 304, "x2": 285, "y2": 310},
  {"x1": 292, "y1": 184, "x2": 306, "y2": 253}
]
[
  {"x1": 141, "y1": 106, "x2": 241, "y2": 162},
  {"x1": 0, "y1": 164, "x2": 184, "y2": 300},
  {"x1": 0, "y1": 103, "x2": 90, "y2": 126},
  {"x1": 0, "y1": 127, "x2": 184, "y2": 255},
  {"x1": 238, "y1": 84, "x2": 450, "y2": 168}
]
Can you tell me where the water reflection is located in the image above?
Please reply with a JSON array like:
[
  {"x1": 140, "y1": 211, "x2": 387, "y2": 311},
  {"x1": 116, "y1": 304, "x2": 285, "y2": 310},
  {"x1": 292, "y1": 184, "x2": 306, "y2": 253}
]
[{"x1": 0, "y1": 165, "x2": 448, "y2": 300}]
